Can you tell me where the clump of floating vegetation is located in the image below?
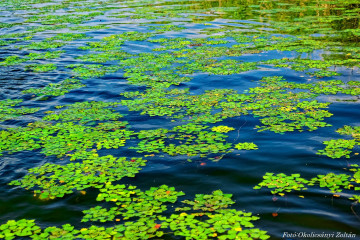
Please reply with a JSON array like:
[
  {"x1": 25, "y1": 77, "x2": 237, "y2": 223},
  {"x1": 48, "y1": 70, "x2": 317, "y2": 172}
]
[
  {"x1": 0, "y1": 99, "x2": 39, "y2": 123},
  {"x1": 0, "y1": 186, "x2": 270, "y2": 239},
  {"x1": 318, "y1": 126, "x2": 360, "y2": 159},
  {"x1": 255, "y1": 164, "x2": 360, "y2": 203},
  {"x1": 22, "y1": 79, "x2": 85, "y2": 97},
  {"x1": 132, "y1": 123, "x2": 237, "y2": 158}
]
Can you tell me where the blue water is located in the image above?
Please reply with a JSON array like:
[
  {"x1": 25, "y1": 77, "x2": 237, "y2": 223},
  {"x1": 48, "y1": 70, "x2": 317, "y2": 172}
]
[{"x1": 0, "y1": 0, "x2": 360, "y2": 239}]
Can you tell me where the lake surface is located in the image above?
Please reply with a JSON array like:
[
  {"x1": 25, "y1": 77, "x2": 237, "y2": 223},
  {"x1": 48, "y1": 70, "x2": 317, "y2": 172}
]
[{"x1": 0, "y1": 0, "x2": 360, "y2": 239}]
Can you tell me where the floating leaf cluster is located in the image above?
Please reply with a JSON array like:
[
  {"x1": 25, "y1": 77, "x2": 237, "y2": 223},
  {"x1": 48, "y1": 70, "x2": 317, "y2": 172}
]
[
  {"x1": 0, "y1": 99, "x2": 39, "y2": 123},
  {"x1": 132, "y1": 123, "x2": 234, "y2": 158},
  {"x1": 0, "y1": 187, "x2": 269, "y2": 240},
  {"x1": 0, "y1": 120, "x2": 132, "y2": 157},
  {"x1": 22, "y1": 79, "x2": 85, "y2": 97},
  {"x1": 318, "y1": 126, "x2": 360, "y2": 158},
  {"x1": 255, "y1": 166, "x2": 360, "y2": 202},
  {"x1": 10, "y1": 155, "x2": 146, "y2": 200}
]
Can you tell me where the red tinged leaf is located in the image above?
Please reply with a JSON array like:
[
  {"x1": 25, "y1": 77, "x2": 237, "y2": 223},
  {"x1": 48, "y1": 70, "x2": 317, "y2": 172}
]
[{"x1": 154, "y1": 224, "x2": 161, "y2": 229}]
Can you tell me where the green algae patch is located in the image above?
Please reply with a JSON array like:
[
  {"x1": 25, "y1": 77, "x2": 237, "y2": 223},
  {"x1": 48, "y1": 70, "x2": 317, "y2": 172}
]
[
  {"x1": 42, "y1": 101, "x2": 124, "y2": 124},
  {"x1": 121, "y1": 76, "x2": 336, "y2": 134},
  {"x1": 25, "y1": 63, "x2": 57, "y2": 72},
  {"x1": 0, "y1": 99, "x2": 39, "y2": 123},
  {"x1": 10, "y1": 155, "x2": 146, "y2": 200},
  {"x1": 20, "y1": 41, "x2": 67, "y2": 50},
  {"x1": 77, "y1": 51, "x2": 132, "y2": 63},
  {"x1": 0, "y1": 186, "x2": 270, "y2": 239},
  {"x1": 318, "y1": 126, "x2": 360, "y2": 159},
  {"x1": 255, "y1": 165, "x2": 360, "y2": 201},
  {"x1": 67, "y1": 64, "x2": 122, "y2": 79},
  {"x1": 254, "y1": 173, "x2": 309, "y2": 195},
  {"x1": 0, "y1": 121, "x2": 133, "y2": 158},
  {"x1": 132, "y1": 123, "x2": 234, "y2": 158},
  {"x1": 235, "y1": 142, "x2": 258, "y2": 150},
  {"x1": 211, "y1": 125, "x2": 235, "y2": 133},
  {"x1": 22, "y1": 79, "x2": 85, "y2": 97}
]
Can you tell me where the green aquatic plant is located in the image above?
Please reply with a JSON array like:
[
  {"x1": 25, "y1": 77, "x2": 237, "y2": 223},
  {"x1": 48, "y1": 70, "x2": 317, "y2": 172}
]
[
  {"x1": 234, "y1": 142, "x2": 258, "y2": 150},
  {"x1": 79, "y1": 31, "x2": 153, "y2": 53},
  {"x1": 83, "y1": 184, "x2": 269, "y2": 239},
  {"x1": 350, "y1": 165, "x2": 360, "y2": 185},
  {"x1": 166, "y1": 209, "x2": 269, "y2": 240},
  {"x1": 1, "y1": 52, "x2": 64, "y2": 68},
  {"x1": 132, "y1": 123, "x2": 233, "y2": 158},
  {"x1": 47, "y1": 33, "x2": 90, "y2": 41},
  {"x1": 254, "y1": 173, "x2": 309, "y2": 195},
  {"x1": 43, "y1": 101, "x2": 125, "y2": 124},
  {"x1": 67, "y1": 64, "x2": 121, "y2": 79},
  {"x1": 256, "y1": 164, "x2": 360, "y2": 201},
  {"x1": 197, "y1": 60, "x2": 258, "y2": 75},
  {"x1": 83, "y1": 184, "x2": 184, "y2": 222},
  {"x1": 308, "y1": 173, "x2": 351, "y2": 193},
  {"x1": 69, "y1": 25, "x2": 110, "y2": 31},
  {"x1": 0, "y1": 56, "x2": 27, "y2": 66},
  {"x1": 121, "y1": 75, "x2": 337, "y2": 133},
  {"x1": 167, "y1": 190, "x2": 269, "y2": 240},
  {"x1": 1, "y1": 1, "x2": 360, "y2": 239},
  {"x1": 126, "y1": 5, "x2": 185, "y2": 20},
  {"x1": 250, "y1": 76, "x2": 333, "y2": 133},
  {"x1": 0, "y1": 40, "x2": 17, "y2": 47},
  {"x1": 26, "y1": 51, "x2": 65, "y2": 60},
  {"x1": 121, "y1": 88, "x2": 238, "y2": 122},
  {"x1": 79, "y1": 39, "x2": 124, "y2": 52},
  {"x1": 176, "y1": 190, "x2": 234, "y2": 212},
  {"x1": 110, "y1": 31, "x2": 155, "y2": 41},
  {"x1": 77, "y1": 51, "x2": 132, "y2": 63},
  {"x1": 0, "y1": 219, "x2": 41, "y2": 239},
  {"x1": 20, "y1": 41, "x2": 66, "y2": 50},
  {"x1": 0, "y1": 187, "x2": 269, "y2": 239},
  {"x1": 25, "y1": 12, "x2": 104, "y2": 25},
  {"x1": 211, "y1": 125, "x2": 235, "y2": 133},
  {"x1": 150, "y1": 37, "x2": 229, "y2": 51},
  {"x1": 0, "y1": 34, "x2": 32, "y2": 47},
  {"x1": 318, "y1": 125, "x2": 360, "y2": 159},
  {"x1": 120, "y1": 52, "x2": 177, "y2": 74},
  {"x1": 25, "y1": 63, "x2": 57, "y2": 72},
  {"x1": 0, "y1": 33, "x2": 28, "y2": 40},
  {"x1": 124, "y1": 70, "x2": 190, "y2": 88},
  {"x1": 317, "y1": 139, "x2": 357, "y2": 159},
  {"x1": 0, "y1": 23, "x2": 15, "y2": 29},
  {"x1": 0, "y1": 120, "x2": 133, "y2": 157},
  {"x1": 0, "y1": 99, "x2": 39, "y2": 123},
  {"x1": 26, "y1": 25, "x2": 67, "y2": 33},
  {"x1": 148, "y1": 24, "x2": 186, "y2": 32},
  {"x1": 22, "y1": 79, "x2": 85, "y2": 97},
  {"x1": 171, "y1": 46, "x2": 233, "y2": 59},
  {"x1": 10, "y1": 155, "x2": 146, "y2": 200},
  {"x1": 262, "y1": 58, "x2": 359, "y2": 78}
]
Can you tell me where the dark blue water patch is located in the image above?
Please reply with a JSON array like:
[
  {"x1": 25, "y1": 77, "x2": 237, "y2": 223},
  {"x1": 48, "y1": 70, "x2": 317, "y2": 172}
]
[
  {"x1": 184, "y1": 72, "x2": 258, "y2": 94},
  {"x1": 326, "y1": 101, "x2": 360, "y2": 129}
]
